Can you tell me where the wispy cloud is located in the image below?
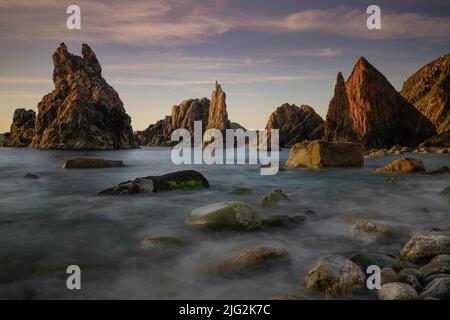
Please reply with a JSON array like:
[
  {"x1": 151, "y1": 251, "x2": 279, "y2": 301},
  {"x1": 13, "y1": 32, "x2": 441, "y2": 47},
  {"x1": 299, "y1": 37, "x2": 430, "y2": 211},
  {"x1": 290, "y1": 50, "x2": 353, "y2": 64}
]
[
  {"x1": 286, "y1": 48, "x2": 343, "y2": 57},
  {"x1": 0, "y1": 1, "x2": 448, "y2": 48},
  {"x1": 0, "y1": 76, "x2": 52, "y2": 85}
]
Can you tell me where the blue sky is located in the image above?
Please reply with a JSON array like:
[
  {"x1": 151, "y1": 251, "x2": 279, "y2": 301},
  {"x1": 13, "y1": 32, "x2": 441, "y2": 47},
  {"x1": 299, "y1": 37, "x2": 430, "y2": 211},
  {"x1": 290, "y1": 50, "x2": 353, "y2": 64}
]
[{"x1": 0, "y1": 0, "x2": 449, "y2": 132}]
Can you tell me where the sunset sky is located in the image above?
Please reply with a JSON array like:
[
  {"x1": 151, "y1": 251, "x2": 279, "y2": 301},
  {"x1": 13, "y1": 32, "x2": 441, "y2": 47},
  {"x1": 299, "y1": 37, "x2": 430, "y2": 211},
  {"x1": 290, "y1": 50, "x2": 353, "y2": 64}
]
[{"x1": 0, "y1": 0, "x2": 449, "y2": 132}]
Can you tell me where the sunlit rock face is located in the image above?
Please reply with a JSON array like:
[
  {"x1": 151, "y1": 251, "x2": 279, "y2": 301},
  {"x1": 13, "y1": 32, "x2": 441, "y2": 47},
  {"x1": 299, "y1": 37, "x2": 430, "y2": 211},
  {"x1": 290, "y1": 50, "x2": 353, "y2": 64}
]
[
  {"x1": 324, "y1": 57, "x2": 436, "y2": 149},
  {"x1": 401, "y1": 53, "x2": 450, "y2": 134},
  {"x1": 31, "y1": 43, "x2": 137, "y2": 150}
]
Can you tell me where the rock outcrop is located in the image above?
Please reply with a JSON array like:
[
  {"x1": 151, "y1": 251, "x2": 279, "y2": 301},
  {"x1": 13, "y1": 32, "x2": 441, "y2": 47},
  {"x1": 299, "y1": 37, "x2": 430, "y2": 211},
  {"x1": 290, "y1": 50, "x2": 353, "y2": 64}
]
[
  {"x1": 135, "y1": 98, "x2": 210, "y2": 146},
  {"x1": 0, "y1": 109, "x2": 36, "y2": 147},
  {"x1": 324, "y1": 57, "x2": 436, "y2": 149},
  {"x1": 400, "y1": 54, "x2": 450, "y2": 134},
  {"x1": 285, "y1": 140, "x2": 363, "y2": 169},
  {"x1": 265, "y1": 103, "x2": 324, "y2": 147},
  {"x1": 30, "y1": 43, "x2": 137, "y2": 150},
  {"x1": 137, "y1": 82, "x2": 232, "y2": 146},
  {"x1": 207, "y1": 81, "x2": 230, "y2": 132}
]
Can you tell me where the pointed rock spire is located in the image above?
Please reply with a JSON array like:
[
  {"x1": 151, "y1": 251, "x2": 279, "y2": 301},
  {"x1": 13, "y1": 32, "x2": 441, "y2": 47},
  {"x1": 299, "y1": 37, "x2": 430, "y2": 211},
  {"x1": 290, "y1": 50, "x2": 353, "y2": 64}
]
[{"x1": 324, "y1": 58, "x2": 435, "y2": 149}]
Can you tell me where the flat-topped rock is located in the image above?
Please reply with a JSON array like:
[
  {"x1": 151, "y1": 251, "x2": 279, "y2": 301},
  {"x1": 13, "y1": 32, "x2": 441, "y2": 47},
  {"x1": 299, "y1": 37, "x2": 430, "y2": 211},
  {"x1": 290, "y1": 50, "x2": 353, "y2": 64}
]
[
  {"x1": 63, "y1": 158, "x2": 124, "y2": 169},
  {"x1": 285, "y1": 140, "x2": 363, "y2": 169}
]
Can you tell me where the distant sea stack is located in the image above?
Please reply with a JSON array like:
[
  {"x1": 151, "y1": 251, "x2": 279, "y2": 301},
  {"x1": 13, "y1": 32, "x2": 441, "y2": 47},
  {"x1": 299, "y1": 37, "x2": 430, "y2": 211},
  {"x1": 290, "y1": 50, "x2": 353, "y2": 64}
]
[
  {"x1": 400, "y1": 53, "x2": 450, "y2": 134},
  {"x1": 0, "y1": 109, "x2": 36, "y2": 147},
  {"x1": 207, "y1": 81, "x2": 230, "y2": 132},
  {"x1": 136, "y1": 82, "x2": 237, "y2": 146},
  {"x1": 136, "y1": 98, "x2": 210, "y2": 146},
  {"x1": 265, "y1": 103, "x2": 324, "y2": 148},
  {"x1": 30, "y1": 43, "x2": 137, "y2": 150},
  {"x1": 324, "y1": 57, "x2": 436, "y2": 149}
]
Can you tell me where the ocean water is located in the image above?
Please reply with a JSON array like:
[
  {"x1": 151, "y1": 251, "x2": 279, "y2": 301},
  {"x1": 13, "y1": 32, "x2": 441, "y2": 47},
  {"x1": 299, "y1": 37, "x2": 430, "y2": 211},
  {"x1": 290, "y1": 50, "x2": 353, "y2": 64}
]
[{"x1": 0, "y1": 147, "x2": 449, "y2": 299}]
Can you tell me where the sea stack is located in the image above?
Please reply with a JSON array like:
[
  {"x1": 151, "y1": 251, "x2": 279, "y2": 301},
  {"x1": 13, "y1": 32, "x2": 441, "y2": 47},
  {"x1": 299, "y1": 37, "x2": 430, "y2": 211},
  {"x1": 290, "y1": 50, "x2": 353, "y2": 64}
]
[
  {"x1": 30, "y1": 43, "x2": 137, "y2": 150},
  {"x1": 207, "y1": 81, "x2": 230, "y2": 132},
  {"x1": 136, "y1": 82, "x2": 234, "y2": 146},
  {"x1": 0, "y1": 109, "x2": 36, "y2": 147},
  {"x1": 400, "y1": 53, "x2": 450, "y2": 134},
  {"x1": 324, "y1": 57, "x2": 435, "y2": 149},
  {"x1": 265, "y1": 103, "x2": 324, "y2": 148}
]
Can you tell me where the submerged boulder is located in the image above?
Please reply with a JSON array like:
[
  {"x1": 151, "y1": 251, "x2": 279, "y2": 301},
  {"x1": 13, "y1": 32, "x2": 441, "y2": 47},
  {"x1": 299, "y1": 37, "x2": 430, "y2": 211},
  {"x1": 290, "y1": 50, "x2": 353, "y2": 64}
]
[
  {"x1": 185, "y1": 201, "x2": 262, "y2": 231},
  {"x1": 352, "y1": 220, "x2": 409, "y2": 244},
  {"x1": 285, "y1": 140, "x2": 363, "y2": 169},
  {"x1": 259, "y1": 188, "x2": 289, "y2": 206},
  {"x1": 400, "y1": 231, "x2": 450, "y2": 263},
  {"x1": 304, "y1": 255, "x2": 365, "y2": 296},
  {"x1": 99, "y1": 170, "x2": 209, "y2": 195},
  {"x1": 374, "y1": 158, "x2": 426, "y2": 173},
  {"x1": 207, "y1": 246, "x2": 288, "y2": 277},
  {"x1": 262, "y1": 215, "x2": 306, "y2": 228},
  {"x1": 63, "y1": 157, "x2": 124, "y2": 169}
]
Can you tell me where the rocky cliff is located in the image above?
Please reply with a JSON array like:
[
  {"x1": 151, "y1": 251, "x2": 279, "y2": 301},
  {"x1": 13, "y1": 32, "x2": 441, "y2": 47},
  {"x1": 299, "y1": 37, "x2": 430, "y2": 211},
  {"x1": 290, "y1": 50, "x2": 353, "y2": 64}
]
[
  {"x1": 265, "y1": 103, "x2": 324, "y2": 147},
  {"x1": 400, "y1": 53, "x2": 450, "y2": 134},
  {"x1": 324, "y1": 57, "x2": 435, "y2": 149},
  {"x1": 30, "y1": 43, "x2": 137, "y2": 149}
]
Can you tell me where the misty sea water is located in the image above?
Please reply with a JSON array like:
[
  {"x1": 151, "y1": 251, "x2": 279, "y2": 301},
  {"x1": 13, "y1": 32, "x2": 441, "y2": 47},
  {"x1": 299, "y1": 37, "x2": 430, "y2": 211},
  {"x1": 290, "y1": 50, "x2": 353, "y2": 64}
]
[{"x1": 0, "y1": 147, "x2": 449, "y2": 299}]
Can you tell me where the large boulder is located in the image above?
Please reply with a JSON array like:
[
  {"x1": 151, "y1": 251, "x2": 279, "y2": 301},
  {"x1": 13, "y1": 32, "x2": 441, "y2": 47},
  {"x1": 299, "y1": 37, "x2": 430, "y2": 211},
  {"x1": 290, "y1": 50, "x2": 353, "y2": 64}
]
[
  {"x1": 185, "y1": 201, "x2": 262, "y2": 231},
  {"x1": 0, "y1": 109, "x2": 36, "y2": 147},
  {"x1": 207, "y1": 247, "x2": 288, "y2": 277},
  {"x1": 350, "y1": 252, "x2": 397, "y2": 271},
  {"x1": 285, "y1": 140, "x2": 363, "y2": 169},
  {"x1": 30, "y1": 43, "x2": 137, "y2": 150},
  {"x1": 265, "y1": 103, "x2": 324, "y2": 148},
  {"x1": 400, "y1": 53, "x2": 450, "y2": 134},
  {"x1": 400, "y1": 231, "x2": 450, "y2": 263},
  {"x1": 378, "y1": 282, "x2": 418, "y2": 300},
  {"x1": 324, "y1": 57, "x2": 435, "y2": 149},
  {"x1": 99, "y1": 170, "x2": 209, "y2": 195},
  {"x1": 304, "y1": 255, "x2": 365, "y2": 296},
  {"x1": 373, "y1": 158, "x2": 426, "y2": 173},
  {"x1": 420, "y1": 277, "x2": 450, "y2": 300}
]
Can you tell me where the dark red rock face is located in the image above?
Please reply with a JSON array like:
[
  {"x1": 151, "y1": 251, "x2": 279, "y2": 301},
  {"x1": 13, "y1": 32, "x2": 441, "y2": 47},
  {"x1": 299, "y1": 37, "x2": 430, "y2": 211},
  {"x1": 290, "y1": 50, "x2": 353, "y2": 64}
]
[
  {"x1": 324, "y1": 57, "x2": 436, "y2": 149},
  {"x1": 401, "y1": 53, "x2": 450, "y2": 134},
  {"x1": 265, "y1": 104, "x2": 324, "y2": 148},
  {"x1": 30, "y1": 43, "x2": 137, "y2": 150}
]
